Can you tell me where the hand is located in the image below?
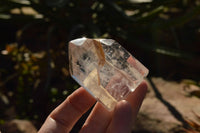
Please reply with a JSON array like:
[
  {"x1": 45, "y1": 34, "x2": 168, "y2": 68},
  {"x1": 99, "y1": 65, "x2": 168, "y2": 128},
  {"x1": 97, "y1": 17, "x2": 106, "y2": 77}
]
[{"x1": 38, "y1": 81, "x2": 147, "y2": 133}]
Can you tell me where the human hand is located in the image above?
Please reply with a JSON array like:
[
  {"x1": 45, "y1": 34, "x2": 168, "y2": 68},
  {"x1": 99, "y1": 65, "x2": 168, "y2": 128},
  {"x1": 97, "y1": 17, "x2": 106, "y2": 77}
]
[{"x1": 38, "y1": 81, "x2": 147, "y2": 133}]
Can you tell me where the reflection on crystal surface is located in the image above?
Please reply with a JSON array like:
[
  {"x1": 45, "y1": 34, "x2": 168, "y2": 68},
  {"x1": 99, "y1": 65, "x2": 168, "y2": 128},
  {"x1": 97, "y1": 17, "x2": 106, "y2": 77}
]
[{"x1": 68, "y1": 38, "x2": 148, "y2": 110}]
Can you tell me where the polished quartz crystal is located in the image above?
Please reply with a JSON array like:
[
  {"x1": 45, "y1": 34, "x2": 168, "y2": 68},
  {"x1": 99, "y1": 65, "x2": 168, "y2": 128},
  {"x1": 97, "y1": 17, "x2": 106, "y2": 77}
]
[{"x1": 68, "y1": 38, "x2": 149, "y2": 110}]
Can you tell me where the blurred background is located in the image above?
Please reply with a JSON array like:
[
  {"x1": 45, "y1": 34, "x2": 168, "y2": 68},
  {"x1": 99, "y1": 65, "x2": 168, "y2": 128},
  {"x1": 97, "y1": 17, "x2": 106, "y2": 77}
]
[{"x1": 0, "y1": 0, "x2": 200, "y2": 132}]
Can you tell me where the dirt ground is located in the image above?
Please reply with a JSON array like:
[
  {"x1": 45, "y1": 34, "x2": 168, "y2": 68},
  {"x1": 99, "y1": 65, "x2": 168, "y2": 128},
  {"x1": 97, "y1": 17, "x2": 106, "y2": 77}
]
[
  {"x1": 133, "y1": 77, "x2": 200, "y2": 133},
  {"x1": 1, "y1": 77, "x2": 200, "y2": 133}
]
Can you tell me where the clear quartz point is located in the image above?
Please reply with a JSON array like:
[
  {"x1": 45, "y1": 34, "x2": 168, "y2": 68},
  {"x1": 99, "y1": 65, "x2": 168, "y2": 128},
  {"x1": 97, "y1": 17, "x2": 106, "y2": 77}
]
[{"x1": 68, "y1": 38, "x2": 149, "y2": 111}]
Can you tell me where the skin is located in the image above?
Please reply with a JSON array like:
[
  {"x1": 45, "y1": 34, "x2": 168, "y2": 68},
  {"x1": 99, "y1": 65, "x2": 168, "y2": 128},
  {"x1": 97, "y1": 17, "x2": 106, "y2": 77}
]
[{"x1": 38, "y1": 81, "x2": 147, "y2": 133}]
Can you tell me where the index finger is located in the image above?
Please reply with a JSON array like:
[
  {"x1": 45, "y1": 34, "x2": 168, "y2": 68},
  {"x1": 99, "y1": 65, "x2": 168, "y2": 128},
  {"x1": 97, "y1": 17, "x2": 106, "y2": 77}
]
[
  {"x1": 126, "y1": 81, "x2": 148, "y2": 123},
  {"x1": 38, "y1": 87, "x2": 96, "y2": 133}
]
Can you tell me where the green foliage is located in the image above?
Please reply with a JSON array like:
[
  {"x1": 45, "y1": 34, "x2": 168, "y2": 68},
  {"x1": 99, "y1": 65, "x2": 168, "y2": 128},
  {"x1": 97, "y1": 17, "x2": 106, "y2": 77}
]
[
  {"x1": 0, "y1": 0, "x2": 200, "y2": 57},
  {"x1": 0, "y1": 43, "x2": 76, "y2": 124}
]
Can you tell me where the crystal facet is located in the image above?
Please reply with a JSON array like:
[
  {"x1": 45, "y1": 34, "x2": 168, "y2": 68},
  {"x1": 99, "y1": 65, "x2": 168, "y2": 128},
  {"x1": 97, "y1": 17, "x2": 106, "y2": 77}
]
[{"x1": 68, "y1": 38, "x2": 149, "y2": 110}]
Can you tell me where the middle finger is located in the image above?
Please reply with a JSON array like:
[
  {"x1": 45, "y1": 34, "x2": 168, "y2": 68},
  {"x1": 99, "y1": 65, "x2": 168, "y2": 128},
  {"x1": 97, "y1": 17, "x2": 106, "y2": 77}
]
[{"x1": 80, "y1": 102, "x2": 113, "y2": 133}]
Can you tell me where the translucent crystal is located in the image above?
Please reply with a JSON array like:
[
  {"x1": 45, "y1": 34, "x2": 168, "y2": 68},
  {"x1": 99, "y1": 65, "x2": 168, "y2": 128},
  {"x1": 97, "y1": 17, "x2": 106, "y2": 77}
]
[{"x1": 68, "y1": 38, "x2": 149, "y2": 110}]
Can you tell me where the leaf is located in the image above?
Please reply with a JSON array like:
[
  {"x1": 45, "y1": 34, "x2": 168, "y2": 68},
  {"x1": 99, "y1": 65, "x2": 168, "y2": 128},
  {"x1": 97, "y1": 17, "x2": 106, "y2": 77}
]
[
  {"x1": 184, "y1": 112, "x2": 200, "y2": 132},
  {"x1": 192, "y1": 111, "x2": 200, "y2": 122},
  {"x1": 190, "y1": 90, "x2": 200, "y2": 98}
]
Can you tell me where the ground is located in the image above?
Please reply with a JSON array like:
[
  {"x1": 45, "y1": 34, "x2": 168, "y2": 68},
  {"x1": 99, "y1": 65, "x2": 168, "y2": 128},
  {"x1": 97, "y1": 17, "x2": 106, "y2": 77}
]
[
  {"x1": 133, "y1": 77, "x2": 200, "y2": 133},
  {"x1": 1, "y1": 77, "x2": 200, "y2": 133}
]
